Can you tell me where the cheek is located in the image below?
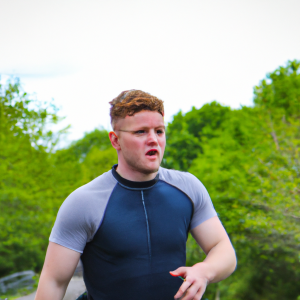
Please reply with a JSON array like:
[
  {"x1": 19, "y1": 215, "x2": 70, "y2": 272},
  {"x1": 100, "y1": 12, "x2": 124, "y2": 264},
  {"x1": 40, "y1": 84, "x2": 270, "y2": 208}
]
[
  {"x1": 159, "y1": 138, "x2": 166, "y2": 152},
  {"x1": 124, "y1": 139, "x2": 143, "y2": 153}
]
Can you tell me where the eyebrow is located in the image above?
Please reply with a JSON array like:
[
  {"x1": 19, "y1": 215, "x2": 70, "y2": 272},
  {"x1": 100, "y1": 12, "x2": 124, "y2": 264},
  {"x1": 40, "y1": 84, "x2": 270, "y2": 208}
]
[
  {"x1": 137, "y1": 126, "x2": 166, "y2": 129},
  {"x1": 118, "y1": 126, "x2": 165, "y2": 132}
]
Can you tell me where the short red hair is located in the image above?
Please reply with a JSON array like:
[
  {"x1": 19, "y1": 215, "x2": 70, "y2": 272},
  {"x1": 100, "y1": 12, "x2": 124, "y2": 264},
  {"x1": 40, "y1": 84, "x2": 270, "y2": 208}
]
[{"x1": 109, "y1": 90, "x2": 164, "y2": 129}]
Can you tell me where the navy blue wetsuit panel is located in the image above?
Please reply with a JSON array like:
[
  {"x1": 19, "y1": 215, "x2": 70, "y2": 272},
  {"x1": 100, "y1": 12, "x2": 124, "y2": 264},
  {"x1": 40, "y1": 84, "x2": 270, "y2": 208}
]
[{"x1": 81, "y1": 181, "x2": 193, "y2": 300}]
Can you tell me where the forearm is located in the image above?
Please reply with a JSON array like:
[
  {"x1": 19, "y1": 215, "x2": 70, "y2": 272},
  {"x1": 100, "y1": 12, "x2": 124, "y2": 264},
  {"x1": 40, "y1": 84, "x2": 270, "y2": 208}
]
[
  {"x1": 194, "y1": 239, "x2": 237, "y2": 283},
  {"x1": 172, "y1": 218, "x2": 236, "y2": 299},
  {"x1": 34, "y1": 272, "x2": 69, "y2": 300}
]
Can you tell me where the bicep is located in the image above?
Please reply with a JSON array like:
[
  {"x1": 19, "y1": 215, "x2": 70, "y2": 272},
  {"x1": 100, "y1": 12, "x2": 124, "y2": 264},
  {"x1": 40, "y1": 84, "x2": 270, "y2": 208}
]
[
  {"x1": 41, "y1": 242, "x2": 81, "y2": 285},
  {"x1": 191, "y1": 216, "x2": 230, "y2": 255}
]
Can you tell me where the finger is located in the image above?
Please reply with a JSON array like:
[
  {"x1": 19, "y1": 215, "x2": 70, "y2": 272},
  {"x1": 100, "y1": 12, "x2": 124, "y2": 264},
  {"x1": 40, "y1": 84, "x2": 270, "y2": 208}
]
[
  {"x1": 180, "y1": 282, "x2": 200, "y2": 300},
  {"x1": 193, "y1": 285, "x2": 207, "y2": 300},
  {"x1": 174, "y1": 278, "x2": 193, "y2": 299},
  {"x1": 170, "y1": 267, "x2": 188, "y2": 277}
]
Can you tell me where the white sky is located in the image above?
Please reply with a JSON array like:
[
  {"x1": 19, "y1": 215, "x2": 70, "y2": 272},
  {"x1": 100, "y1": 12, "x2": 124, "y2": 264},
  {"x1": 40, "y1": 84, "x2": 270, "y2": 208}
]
[{"x1": 1, "y1": 0, "x2": 300, "y2": 144}]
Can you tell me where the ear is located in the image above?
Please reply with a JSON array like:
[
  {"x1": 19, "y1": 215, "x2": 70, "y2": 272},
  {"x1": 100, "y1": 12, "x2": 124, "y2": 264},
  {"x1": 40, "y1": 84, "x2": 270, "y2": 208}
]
[{"x1": 109, "y1": 131, "x2": 121, "y2": 150}]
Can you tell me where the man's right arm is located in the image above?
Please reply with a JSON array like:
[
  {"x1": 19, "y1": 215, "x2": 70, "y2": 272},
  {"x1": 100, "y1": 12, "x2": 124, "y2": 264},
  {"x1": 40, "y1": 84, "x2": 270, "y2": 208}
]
[{"x1": 34, "y1": 242, "x2": 81, "y2": 300}]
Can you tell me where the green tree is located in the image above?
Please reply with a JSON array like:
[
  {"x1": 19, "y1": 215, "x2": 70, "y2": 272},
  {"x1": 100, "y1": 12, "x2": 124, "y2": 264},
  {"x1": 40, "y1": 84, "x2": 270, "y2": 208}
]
[
  {"x1": 254, "y1": 60, "x2": 300, "y2": 118},
  {"x1": 67, "y1": 128, "x2": 112, "y2": 161},
  {"x1": 0, "y1": 79, "x2": 64, "y2": 276},
  {"x1": 163, "y1": 102, "x2": 231, "y2": 171},
  {"x1": 0, "y1": 79, "x2": 116, "y2": 277},
  {"x1": 81, "y1": 146, "x2": 117, "y2": 183}
]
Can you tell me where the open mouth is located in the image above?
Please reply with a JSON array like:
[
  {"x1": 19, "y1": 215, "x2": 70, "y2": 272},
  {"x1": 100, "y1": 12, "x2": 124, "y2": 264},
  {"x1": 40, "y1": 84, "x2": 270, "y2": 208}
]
[{"x1": 146, "y1": 149, "x2": 158, "y2": 156}]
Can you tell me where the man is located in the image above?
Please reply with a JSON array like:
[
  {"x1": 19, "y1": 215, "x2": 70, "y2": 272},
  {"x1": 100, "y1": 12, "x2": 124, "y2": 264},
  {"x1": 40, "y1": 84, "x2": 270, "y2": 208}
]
[{"x1": 35, "y1": 90, "x2": 236, "y2": 300}]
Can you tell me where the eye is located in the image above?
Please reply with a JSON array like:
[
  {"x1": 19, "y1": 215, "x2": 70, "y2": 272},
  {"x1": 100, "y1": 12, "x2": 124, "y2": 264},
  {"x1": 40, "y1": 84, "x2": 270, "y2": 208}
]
[
  {"x1": 156, "y1": 129, "x2": 165, "y2": 135},
  {"x1": 135, "y1": 130, "x2": 146, "y2": 134}
]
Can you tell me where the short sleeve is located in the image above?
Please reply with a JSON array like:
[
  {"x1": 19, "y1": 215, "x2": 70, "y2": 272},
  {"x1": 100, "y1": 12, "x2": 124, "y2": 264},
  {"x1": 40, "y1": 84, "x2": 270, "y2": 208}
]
[
  {"x1": 49, "y1": 170, "x2": 117, "y2": 253},
  {"x1": 49, "y1": 188, "x2": 97, "y2": 253},
  {"x1": 187, "y1": 173, "x2": 217, "y2": 229}
]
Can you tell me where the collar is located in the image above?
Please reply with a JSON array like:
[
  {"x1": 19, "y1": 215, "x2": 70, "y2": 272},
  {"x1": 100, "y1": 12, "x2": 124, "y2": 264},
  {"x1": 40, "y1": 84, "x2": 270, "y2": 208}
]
[{"x1": 112, "y1": 164, "x2": 159, "y2": 189}]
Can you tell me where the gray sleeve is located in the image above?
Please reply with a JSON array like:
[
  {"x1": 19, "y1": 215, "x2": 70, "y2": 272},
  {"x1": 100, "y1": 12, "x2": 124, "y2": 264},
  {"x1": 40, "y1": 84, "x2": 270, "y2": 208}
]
[
  {"x1": 159, "y1": 168, "x2": 217, "y2": 230},
  {"x1": 49, "y1": 188, "x2": 97, "y2": 253},
  {"x1": 49, "y1": 171, "x2": 117, "y2": 253},
  {"x1": 187, "y1": 173, "x2": 217, "y2": 229}
]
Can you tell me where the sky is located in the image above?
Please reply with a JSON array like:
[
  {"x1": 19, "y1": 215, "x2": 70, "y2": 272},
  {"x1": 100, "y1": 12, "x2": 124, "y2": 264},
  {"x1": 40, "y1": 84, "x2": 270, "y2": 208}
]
[{"x1": 1, "y1": 0, "x2": 300, "y2": 144}]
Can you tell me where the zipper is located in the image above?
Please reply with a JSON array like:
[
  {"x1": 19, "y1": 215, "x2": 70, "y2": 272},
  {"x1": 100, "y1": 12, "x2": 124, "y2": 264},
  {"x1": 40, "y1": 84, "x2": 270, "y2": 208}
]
[{"x1": 141, "y1": 190, "x2": 151, "y2": 259}]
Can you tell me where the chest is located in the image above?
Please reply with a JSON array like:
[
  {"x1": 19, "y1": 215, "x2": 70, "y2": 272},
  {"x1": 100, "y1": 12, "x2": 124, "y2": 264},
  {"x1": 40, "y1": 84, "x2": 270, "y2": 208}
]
[{"x1": 92, "y1": 181, "x2": 193, "y2": 258}]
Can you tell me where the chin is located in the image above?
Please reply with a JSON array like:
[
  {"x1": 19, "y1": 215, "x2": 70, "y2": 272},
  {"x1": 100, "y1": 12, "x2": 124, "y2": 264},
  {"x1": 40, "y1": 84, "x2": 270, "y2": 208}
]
[
  {"x1": 125, "y1": 157, "x2": 161, "y2": 175},
  {"x1": 142, "y1": 166, "x2": 159, "y2": 175},
  {"x1": 146, "y1": 161, "x2": 161, "y2": 171},
  {"x1": 136, "y1": 164, "x2": 159, "y2": 175}
]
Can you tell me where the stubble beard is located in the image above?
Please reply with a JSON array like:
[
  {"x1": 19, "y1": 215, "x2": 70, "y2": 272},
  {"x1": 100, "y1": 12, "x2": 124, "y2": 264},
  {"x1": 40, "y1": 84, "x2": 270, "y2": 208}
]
[{"x1": 125, "y1": 156, "x2": 160, "y2": 176}]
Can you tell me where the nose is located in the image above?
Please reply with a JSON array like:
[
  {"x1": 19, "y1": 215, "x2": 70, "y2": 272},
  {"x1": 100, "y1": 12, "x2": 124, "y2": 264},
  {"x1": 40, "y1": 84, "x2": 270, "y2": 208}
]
[{"x1": 147, "y1": 129, "x2": 158, "y2": 145}]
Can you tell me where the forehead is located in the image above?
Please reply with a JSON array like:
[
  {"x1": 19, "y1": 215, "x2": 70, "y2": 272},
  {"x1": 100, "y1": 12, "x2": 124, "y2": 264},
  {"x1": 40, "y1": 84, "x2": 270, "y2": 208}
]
[{"x1": 116, "y1": 110, "x2": 164, "y2": 129}]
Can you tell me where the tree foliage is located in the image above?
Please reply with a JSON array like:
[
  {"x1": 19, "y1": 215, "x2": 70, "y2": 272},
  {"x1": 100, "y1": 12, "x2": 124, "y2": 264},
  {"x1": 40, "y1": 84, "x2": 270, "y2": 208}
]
[
  {"x1": 0, "y1": 79, "x2": 64, "y2": 275},
  {"x1": 0, "y1": 80, "x2": 114, "y2": 277}
]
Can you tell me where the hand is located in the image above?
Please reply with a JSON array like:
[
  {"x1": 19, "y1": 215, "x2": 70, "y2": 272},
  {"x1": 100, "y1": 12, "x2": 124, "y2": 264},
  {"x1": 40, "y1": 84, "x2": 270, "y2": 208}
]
[{"x1": 170, "y1": 263, "x2": 210, "y2": 300}]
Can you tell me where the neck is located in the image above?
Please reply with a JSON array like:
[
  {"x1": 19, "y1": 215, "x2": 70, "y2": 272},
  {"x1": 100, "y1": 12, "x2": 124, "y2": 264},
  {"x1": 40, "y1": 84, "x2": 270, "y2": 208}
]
[{"x1": 116, "y1": 163, "x2": 158, "y2": 182}]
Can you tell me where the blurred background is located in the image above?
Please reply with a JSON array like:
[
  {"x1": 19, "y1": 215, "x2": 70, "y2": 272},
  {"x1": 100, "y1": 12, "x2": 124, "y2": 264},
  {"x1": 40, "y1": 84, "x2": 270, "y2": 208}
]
[{"x1": 0, "y1": 0, "x2": 300, "y2": 299}]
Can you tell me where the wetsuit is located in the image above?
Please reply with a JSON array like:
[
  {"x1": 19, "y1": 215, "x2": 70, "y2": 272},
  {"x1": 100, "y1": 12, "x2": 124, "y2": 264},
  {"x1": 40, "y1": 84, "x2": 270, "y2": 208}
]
[{"x1": 50, "y1": 165, "x2": 217, "y2": 300}]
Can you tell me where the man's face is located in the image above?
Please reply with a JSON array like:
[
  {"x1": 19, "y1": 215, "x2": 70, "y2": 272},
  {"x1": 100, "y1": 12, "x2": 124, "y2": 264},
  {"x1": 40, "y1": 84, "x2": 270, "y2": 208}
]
[{"x1": 114, "y1": 110, "x2": 166, "y2": 176}]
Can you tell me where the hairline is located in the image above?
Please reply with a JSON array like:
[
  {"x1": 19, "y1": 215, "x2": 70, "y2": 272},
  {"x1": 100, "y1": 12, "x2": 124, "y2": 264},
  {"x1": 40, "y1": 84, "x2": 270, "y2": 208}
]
[{"x1": 111, "y1": 110, "x2": 164, "y2": 131}]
